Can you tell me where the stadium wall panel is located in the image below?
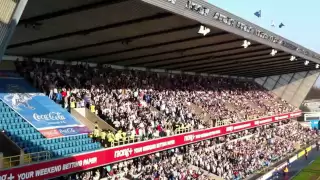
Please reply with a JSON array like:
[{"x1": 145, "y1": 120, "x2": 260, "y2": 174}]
[
  {"x1": 291, "y1": 71, "x2": 320, "y2": 106},
  {"x1": 264, "y1": 76, "x2": 278, "y2": 90},
  {"x1": 281, "y1": 77, "x2": 303, "y2": 103},
  {"x1": 254, "y1": 77, "x2": 267, "y2": 86},
  {"x1": 0, "y1": 0, "x2": 17, "y2": 44},
  {"x1": 272, "y1": 83, "x2": 286, "y2": 97},
  {"x1": 0, "y1": 0, "x2": 27, "y2": 61},
  {"x1": 262, "y1": 71, "x2": 320, "y2": 107}
]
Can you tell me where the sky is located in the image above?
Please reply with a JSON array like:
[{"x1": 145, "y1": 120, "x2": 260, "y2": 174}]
[
  {"x1": 208, "y1": 0, "x2": 320, "y2": 53},
  {"x1": 314, "y1": 77, "x2": 320, "y2": 88}
]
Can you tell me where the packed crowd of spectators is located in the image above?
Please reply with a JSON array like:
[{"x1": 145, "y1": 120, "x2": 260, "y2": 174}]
[
  {"x1": 52, "y1": 147, "x2": 210, "y2": 180},
  {"x1": 186, "y1": 121, "x2": 317, "y2": 180},
  {"x1": 274, "y1": 121, "x2": 317, "y2": 146},
  {"x1": 52, "y1": 120, "x2": 317, "y2": 180},
  {"x1": 15, "y1": 60, "x2": 297, "y2": 141}
]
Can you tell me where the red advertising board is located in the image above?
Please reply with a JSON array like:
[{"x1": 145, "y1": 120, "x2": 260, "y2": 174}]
[{"x1": 0, "y1": 111, "x2": 301, "y2": 180}]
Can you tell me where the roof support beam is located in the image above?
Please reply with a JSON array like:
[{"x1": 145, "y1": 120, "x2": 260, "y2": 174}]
[
  {"x1": 163, "y1": 49, "x2": 281, "y2": 70},
  {"x1": 34, "y1": 24, "x2": 201, "y2": 57},
  {"x1": 215, "y1": 63, "x2": 310, "y2": 75},
  {"x1": 202, "y1": 56, "x2": 299, "y2": 73},
  {"x1": 132, "y1": 44, "x2": 260, "y2": 67},
  {"x1": 107, "y1": 39, "x2": 242, "y2": 65},
  {"x1": 187, "y1": 55, "x2": 289, "y2": 72},
  {"x1": 74, "y1": 31, "x2": 229, "y2": 61},
  {"x1": 181, "y1": 52, "x2": 289, "y2": 72},
  {"x1": 9, "y1": 12, "x2": 173, "y2": 49},
  {"x1": 152, "y1": 47, "x2": 269, "y2": 69},
  {"x1": 227, "y1": 66, "x2": 315, "y2": 77},
  {"x1": 19, "y1": 0, "x2": 128, "y2": 25}
]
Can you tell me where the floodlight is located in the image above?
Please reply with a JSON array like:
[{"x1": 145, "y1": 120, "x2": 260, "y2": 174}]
[
  {"x1": 242, "y1": 40, "x2": 251, "y2": 48},
  {"x1": 270, "y1": 49, "x2": 277, "y2": 56},
  {"x1": 198, "y1": 25, "x2": 210, "y2": 36}
]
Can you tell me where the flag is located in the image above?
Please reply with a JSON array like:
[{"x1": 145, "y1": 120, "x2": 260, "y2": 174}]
[
  {"x1": 254, "y1": 10, "x2": 261, "y2": 18},
  {"x1": 271, "y1": 20, "x2": 275, "y2": 27},
  {"x1": 279, "y1": 23, "x2": 285, "y2": 28}
]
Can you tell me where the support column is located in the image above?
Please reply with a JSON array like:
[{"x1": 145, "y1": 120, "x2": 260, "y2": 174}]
[
  {"x1": 290, "y1": 71, "x2": 320, "y2": 107},
  {"x1": 0, "y1": 152, "x2": 3, "y2": 169},
  {"x1": 261, "y1": 76, "x2": 268, "y2": 87},
  {"x1": 279, "y1": 73, "x2": 295, "y2": 97},
  {"x1": 0, "y1": 0, "x2": 28, "y2": 61},
  {"x1": 19, "y1": 149, "x2": 24, "y2": 165}
]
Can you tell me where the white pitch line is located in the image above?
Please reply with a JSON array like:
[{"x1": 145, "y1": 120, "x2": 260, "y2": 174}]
[
  {"x1": 309, "y1": 160, "x2": 315, "y2": 165},
  {"x1": 289, "y1": 160, "x2": 315, "y2": 180},
  {"x1": 290, "y1": 169, "x2": 303, "y2": 180}
]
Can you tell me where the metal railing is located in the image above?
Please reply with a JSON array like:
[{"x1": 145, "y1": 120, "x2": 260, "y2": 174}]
[
  {"x1": 174, "y1": 126, "x2": 192, "y2": 134},
  {"x1": 215, "y1": 119, "x2": 231, "y2": 127},
  {"x1": 214, "y1": 113, "x2": 286, "y2": 127},
  {"x1": 1, "y1": 126, "x2": 192, "y2": 169},
  {"x1": 111, "y1": 136, "x2": 141, "y2": 147},
  {"x1": 110, "y1": 127, "x2": 192, "y2": 147},
  {"x1": 1, "y1": 151, "x2": 51, "y2": 169}
]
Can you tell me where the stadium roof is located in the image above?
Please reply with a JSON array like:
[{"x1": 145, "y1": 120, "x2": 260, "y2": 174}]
[{"x1": 5, "y1": 0, "x2": 320, "y2": 77}]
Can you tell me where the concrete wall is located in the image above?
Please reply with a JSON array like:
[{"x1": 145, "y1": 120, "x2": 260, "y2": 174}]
[
  {"x1": 255, "y1": 70, "x2": 320, "y2": 107},
  {"x1": 0, "y1": 131, "x2": 20, "y2": 157},
  {"x1": 74, "y1": 108, "x2": 116, "y2": 132}
]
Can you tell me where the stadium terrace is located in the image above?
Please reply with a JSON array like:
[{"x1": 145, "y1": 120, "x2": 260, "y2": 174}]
[{"x1": 0, "y1": 0, "x2": 318, "y2": 180}]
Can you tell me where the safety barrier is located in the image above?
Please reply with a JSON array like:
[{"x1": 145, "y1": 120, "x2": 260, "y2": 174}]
[
  {"x1": 174, "y1": 126, "x2": 192, "y2": 134},
  {"x1": 111, "y1": 136, "x2": 141, "y2": 147},
  {"x1": 215, "y1": 115, "x2": 263, "y2": 127},
  {"x1": 1, "y1": 151, "x2": 51, "y2": 168},
  {"x1": 215, "y1": 119, "x2": 231, "y2": 126},
  {"x1": 110, "y1": 127, "x2": 192, "y2": 147}
]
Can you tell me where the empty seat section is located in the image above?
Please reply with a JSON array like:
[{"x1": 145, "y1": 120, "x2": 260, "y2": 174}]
[{"x1": 0, "y1": 100, "x2": 101, "y2": 158}]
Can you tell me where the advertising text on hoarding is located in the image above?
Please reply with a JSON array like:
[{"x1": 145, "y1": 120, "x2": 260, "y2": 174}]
[
  {"x1": 0, "y1": 157, "x2": 97, "y2": 180},
  {"x1": 0, "y1": 111, "x2": 301, "y2": 180}
]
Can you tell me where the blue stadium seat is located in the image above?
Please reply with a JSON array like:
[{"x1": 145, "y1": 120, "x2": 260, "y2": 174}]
[{"x1": 0, "y1": 99, "x2": 101, "y2": 158}]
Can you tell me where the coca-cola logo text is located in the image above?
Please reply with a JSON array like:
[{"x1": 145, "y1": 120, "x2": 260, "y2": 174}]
[
  {"x1": 33, "y1": 112, "x2": 66, "y2": 121},
  {"x1": 40, "y1": 129, "x2": 61, "y2": 138},
  {"x1": 59, "y1": 128, "x2": 76, "y2": 134}
]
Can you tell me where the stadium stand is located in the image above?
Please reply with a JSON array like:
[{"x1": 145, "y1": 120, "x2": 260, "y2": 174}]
[
  {"x1": 0, "y1": 71, "x2": 101, "y2": 162},
  {"x1": 0, "y1": 0, "x2": 318, "y2": 179},
  {"x1": 0, "y1": 59, "x2": 301, "y2": 178},
  {"x1": 51, "y1": 120, "x2": 318, "y2": 180},
  {"x1": 13, "y1": 60, "x2": 297, "y2": 147}
]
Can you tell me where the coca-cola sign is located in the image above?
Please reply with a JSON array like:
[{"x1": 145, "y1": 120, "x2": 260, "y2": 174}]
[
  {"x1": 60, "y1": 128, "x2": 76, "y2": 133},
  {"x1": 39, "y1": 129, "x2": 63, "y2": 138},
  {"x1": 0, "y1": 78, "x2": 88, "y2": 138},
  {"x1": 57, "y1": 127, "x2": 78, "y2": 136},
  {"x1": 33, "y1": 112, "x2": 66, "y2": 121}
]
